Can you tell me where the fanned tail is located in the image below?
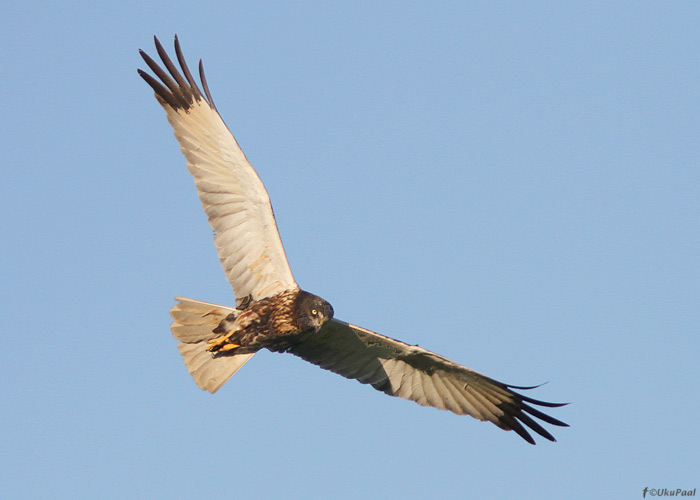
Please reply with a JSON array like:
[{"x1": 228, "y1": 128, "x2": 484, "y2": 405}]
[{"x1": 170, "y1": 297, "x2": 255, "y2": 393}]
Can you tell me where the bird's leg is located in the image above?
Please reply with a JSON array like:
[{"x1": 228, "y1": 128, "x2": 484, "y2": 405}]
[
  {"x1": 217, "y1": 342, "x2": 240, "y2": 352},
  {"x1": 207, "y1": 330, "x2": 240, "y2": 352}
]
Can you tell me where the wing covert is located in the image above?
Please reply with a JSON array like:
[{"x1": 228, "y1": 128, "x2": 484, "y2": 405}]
[{"x1": 139, "y1": 36, "x2": 297, "y2": 301}]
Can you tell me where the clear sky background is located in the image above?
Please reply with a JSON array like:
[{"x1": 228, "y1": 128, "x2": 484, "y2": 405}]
[{"x1": 2, "y1": 2, "x2": 698, "y2": 499}]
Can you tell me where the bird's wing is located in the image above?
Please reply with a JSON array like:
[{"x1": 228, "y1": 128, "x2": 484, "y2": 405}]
[
  {"x1": 278, "y1": 319, "x2": 568, "y2": 444},
  {"x1": 139, "y1": 36, "x2": 297, "y2": 301}
]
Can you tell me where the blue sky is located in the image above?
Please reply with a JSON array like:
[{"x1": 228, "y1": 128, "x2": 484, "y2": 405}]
[{"x1": 2, "y1": 2, "x2": 698, "y2": 499}]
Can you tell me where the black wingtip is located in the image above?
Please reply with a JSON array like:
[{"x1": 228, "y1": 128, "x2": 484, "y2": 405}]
[
  {"x1": 490, "y1": 382, "x2": 569, "y2": 444},
  {"x1": 199, "y1": 59, "x2": 218, "y2": 111},
  {"x1": 506, "y1": 383, "x2": 570, "y2": 408},
  {"x1": 138, "y1": 34, "x2": 212, "y2": 112}
]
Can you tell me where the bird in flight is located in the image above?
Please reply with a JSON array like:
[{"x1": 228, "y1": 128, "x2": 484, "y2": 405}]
[{"x1": 138, "y1": 36, "x2": 568, "y2": 444}]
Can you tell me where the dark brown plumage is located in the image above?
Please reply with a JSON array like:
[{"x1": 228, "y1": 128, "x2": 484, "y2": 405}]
[
  {"x1": 140, "y1": 35, "x2": 568, "y2": 444},
  {"x1": 208, "y1": 290, "x2": 334, "y2": 354}
]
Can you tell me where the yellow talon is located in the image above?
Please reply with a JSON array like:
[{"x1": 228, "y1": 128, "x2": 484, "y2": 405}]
[
  {"x1": 207, "y1": 332, "x2": 240, "y2": 352},
  {"x1": 208, "y1": 331, "x2": 234, "y2": 347},
  {"x1": 218, "y1": 343, "x2": 240, "y2": 352}
]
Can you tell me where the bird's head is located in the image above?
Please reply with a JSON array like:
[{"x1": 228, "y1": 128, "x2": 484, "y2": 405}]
[{"x1": 295, "y1": 290, "x2": 334, "y2": 332}]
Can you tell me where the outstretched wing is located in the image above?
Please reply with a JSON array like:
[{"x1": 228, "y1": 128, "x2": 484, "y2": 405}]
[
  {"x1": 139, "y1": 36, "x2": 297, "y2": 301},
  {"x1": 278, "y1": 319, "x2": 568, "y2": 444}
]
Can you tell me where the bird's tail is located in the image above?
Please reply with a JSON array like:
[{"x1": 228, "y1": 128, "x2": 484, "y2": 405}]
[{"x1": 170, "y1": 297, "x2": 255, "y2": 393}]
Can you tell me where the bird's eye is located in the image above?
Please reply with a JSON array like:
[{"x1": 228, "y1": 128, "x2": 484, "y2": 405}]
[{"x1": 311, "y1": 309, "x2": 318, "y2": 316}]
